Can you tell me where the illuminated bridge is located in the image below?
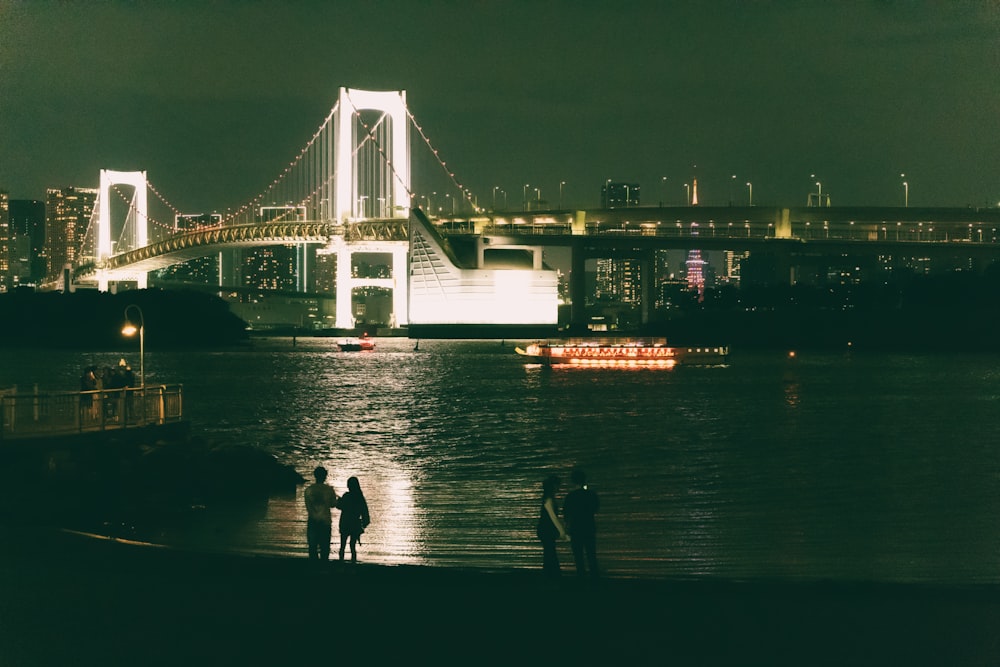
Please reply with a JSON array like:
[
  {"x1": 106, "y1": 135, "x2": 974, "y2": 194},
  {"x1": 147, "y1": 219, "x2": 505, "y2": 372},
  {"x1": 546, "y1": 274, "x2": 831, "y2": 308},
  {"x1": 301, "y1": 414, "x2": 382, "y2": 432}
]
[{"x1": 65, "y1": 86, "x2": 1000, "y2": 331}]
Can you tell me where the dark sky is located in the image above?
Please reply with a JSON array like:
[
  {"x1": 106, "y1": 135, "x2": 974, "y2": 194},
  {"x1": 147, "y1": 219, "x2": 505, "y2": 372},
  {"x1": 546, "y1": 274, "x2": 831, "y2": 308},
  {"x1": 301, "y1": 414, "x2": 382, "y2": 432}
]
[{"x1": 2, "y1": 0, "x2": 999, "y2": 211}]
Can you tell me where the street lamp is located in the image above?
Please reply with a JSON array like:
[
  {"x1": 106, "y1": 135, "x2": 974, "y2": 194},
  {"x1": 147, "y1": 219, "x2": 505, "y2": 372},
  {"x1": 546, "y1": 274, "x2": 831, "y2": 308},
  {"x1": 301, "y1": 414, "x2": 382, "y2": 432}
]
[
  {"x1": 523, "y1": 184, "x2": 529, "y2": 210},
  {"x1": 901, "y1": 174, "x2": 909, "y2": 207},
  {"x1": 810, "y1": 174, "x2": 823, "y2": 207},
  {"x1": 684, "y1": 183, "x2": 690, "y2": 205},
  {"x1": 559, "y1": 181, "x2": 566, "y2": 209},
  {"x1": 492, "y1": 186, "x2": 500, "y2": 211},
  {"x1": 746, "y1": 182, "x2": 753, "y2": 206},
  {"x1": 122, "y1": 304, "x2": 145, "y2": 387},
  {"x1": 660, "y1": 176, "x2": 667, "y2": 207}
]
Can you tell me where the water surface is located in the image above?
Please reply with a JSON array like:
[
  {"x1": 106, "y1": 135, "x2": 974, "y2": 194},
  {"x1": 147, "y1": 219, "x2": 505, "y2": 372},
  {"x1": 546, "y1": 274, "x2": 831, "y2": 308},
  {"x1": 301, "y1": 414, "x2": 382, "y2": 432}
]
[{"x1": 5, "y1": 339, "x2": 999, "y2": 583}]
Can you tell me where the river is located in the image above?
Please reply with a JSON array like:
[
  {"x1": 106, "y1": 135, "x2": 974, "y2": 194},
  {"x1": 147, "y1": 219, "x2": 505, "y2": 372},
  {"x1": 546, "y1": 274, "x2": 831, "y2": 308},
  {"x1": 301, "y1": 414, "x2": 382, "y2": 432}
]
[{"x1": 4, "y1": 338, "x2": 1000, "y2": 584}]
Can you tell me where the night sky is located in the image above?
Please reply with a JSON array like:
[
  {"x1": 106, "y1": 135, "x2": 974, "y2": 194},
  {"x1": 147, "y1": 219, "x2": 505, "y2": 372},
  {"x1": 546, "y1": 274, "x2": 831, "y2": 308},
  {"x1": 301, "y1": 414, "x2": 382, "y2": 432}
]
[{"x1": 2, "y1": 1, "x2": 999, "y2": 212}]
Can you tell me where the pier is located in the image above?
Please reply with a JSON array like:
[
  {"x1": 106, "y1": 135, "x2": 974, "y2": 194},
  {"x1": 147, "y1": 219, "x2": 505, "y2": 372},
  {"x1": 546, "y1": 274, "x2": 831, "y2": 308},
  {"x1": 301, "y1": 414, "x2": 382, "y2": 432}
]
[{"x1": 0, "y1": 384, "x2": 184, "y2": 443}]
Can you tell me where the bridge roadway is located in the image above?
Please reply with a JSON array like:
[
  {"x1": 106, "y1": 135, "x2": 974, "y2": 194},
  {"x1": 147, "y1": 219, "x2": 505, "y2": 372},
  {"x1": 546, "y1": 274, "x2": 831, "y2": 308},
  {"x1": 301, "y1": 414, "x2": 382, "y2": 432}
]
[
  {"x1": 79, "y1": 218, "x2": 409, "y2": 275},
  {"x1": 469, "y1": 205, "x2": 1000, "y2": 244},
  {"x1": 78, "y1": 205, "x2": 1000, "y2": 279},
  {"x1": 452, "y1": 205, "x2": 1000, "y2": 268}
]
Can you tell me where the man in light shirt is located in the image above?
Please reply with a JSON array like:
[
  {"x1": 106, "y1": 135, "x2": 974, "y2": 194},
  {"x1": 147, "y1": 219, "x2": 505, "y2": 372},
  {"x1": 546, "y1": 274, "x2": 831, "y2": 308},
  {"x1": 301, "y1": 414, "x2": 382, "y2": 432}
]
[{"x1": 304, "y1": 466, "x2": 339, "y2": 561}]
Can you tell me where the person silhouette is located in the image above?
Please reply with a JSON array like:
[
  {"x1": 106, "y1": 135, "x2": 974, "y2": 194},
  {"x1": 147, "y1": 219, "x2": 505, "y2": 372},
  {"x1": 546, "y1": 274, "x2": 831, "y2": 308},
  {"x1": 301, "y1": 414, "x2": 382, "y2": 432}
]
[
  {"x1": 337, "y1": 476, "x2": 370, "y2": 562},
  {"x1": 304, "y1": 466, "x2": 339, "y2": 561},
  {"x1": 563, "y1": 468, "x2": 600, "y2": 578},
  {"x1": 79, "y1": 366, "x2": 99, "y2": 421},
  {"x1": 536, "y1": 474, "x2": 568, "y2": 578}
]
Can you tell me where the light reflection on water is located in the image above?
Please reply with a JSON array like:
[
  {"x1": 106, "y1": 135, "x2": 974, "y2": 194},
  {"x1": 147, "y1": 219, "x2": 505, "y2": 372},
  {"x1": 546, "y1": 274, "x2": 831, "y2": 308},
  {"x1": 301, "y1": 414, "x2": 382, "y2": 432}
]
[{"x1": 5, "y1": 339, "x2": 1000, "y2": 583}]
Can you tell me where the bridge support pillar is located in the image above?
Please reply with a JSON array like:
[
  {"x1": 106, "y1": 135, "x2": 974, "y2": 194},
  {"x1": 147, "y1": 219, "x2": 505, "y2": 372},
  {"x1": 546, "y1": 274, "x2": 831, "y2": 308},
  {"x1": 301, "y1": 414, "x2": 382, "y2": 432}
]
[
  {"x1": 391, "y1": 247, "x2": 408, "y2": 327},
  {"x1": 335, "y1": 245, "x2": 355, "y2": 329},
  {"x1": 775, "y1": 208, "x2": 792, "y2": 239},
  {"x1": 333, "y1": 241, "x2": 409, "y2": 330},
  {"x1": 568, "y1": 240, "x2": 587, "y2": 330}
]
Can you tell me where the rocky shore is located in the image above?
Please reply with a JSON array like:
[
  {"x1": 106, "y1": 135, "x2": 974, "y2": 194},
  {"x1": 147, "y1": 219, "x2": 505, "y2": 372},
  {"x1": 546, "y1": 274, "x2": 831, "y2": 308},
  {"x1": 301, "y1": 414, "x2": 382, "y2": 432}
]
[{"x1": 0, "y1": 425, "x2": 303, "y2": 537}]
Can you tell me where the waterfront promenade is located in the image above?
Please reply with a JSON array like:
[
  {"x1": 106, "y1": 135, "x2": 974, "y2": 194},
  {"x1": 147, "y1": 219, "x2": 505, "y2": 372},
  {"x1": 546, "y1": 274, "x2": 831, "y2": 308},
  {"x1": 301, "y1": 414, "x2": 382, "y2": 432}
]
[
  {"x1": 0, "y1": 384, "x2": 184, "y2": 442},
  {"x1": 1, "y1": 526, "x2": 997, "y2": 666}
]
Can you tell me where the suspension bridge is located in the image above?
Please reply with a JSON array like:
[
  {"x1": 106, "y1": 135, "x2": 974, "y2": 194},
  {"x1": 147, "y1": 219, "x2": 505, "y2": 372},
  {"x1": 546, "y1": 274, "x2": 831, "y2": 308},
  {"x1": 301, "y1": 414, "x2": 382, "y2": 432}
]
[
  {"x1": 62, "y1": 86, "x2": 1000, "y2": 332},
  {"x1": 68, "y1": 87, "x2": 559, "y2": 330}
]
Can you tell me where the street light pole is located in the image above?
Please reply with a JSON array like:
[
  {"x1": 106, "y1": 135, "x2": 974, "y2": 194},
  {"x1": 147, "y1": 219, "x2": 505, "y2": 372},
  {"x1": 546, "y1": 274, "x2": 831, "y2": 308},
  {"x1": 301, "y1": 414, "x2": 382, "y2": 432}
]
[
  {"x1": 559, "y1": 181, "x2": 566, "y2": 209},
  {"x1": 901, "y1": 174, "x2": 908, "y2": 207},
  {"x1": 746, "y1": 182, "x2": 753, "y2": 206},
  {"x1": 684, "y1": 183, "x2": 690, "y2": 206},
  {"x1": 122, "y1": 304, "x2": 145, "y2": 387}
]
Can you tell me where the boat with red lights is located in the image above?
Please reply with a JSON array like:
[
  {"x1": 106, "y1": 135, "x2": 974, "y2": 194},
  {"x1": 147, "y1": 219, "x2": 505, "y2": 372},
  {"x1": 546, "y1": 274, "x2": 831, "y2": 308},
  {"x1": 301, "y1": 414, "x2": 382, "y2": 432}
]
[
  {"x1": 337, "y1": 334, "x2": 376, "y2": 352},
  {"x1": 515, "y1": 338, "x2": 728, "y2": 367}
]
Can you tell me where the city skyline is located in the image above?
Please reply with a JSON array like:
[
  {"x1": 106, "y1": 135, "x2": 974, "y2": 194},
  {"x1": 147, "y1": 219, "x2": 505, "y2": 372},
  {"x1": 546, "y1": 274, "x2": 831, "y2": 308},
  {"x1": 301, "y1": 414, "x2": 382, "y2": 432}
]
[{"x1": 2, "y1": 2, "x2": 1000, "y2": 212}]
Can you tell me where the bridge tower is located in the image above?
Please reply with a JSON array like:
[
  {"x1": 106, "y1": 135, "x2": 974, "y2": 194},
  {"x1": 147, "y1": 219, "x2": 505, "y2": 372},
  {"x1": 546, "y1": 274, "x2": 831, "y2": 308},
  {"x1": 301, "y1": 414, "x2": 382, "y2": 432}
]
[
  {"x1": 334, "y1": 87, "x2": 410, "y2": 222},
  {"x1": 332, "y1": 87, "x2": 411, "y2": 329},
  {"x1": 97, "y1": 169, "x2": 149, "y2": 291}
]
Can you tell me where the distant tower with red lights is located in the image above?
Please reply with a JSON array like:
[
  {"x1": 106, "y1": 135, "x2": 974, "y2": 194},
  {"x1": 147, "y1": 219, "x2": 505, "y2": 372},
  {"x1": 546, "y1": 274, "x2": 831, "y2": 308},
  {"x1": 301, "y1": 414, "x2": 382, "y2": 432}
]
[
  {"x1": 686, "y1": 178, "x2": 703, "y2": 300},
  {"x1": 685, "y1": 250, "x2": 706, "y2": 300}
]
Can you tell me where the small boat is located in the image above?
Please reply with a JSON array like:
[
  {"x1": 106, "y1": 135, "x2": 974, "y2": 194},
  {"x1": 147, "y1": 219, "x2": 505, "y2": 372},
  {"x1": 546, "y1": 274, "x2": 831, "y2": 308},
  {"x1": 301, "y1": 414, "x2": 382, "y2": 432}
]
[
  {"x1": 337, "y1": 334, "x2": 376, "y2": 352},
  {"x1": 515, "y1": 338, "x2": 728, "y2": 368}
]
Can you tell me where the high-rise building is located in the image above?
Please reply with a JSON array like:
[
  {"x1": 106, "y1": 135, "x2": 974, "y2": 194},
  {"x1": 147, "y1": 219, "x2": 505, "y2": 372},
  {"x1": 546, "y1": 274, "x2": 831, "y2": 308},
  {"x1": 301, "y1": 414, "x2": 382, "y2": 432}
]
[
  {"x1": 593, "y1": 258, "x2": 617, "y2": 302},
  {"x1": 239, "y1": 206, "x2": 311, "y2": 292},
  {"x1": 9, "y1": 199, "x2": 46, "y2": 285},
  {"x1": 593, "y1": 257, "x2": 642, "y2": 305},
  {"x1": 722, "y1": 250, "x2": 750, "y2": 284},
  {"x1": 601, "y1": 182, "x2": 640, "y2": 208},
  {"x1": 0, "y1": 192, "x2": 9, "y2": 291},
  {"x1": 44, "y1": 187, "x2": 98, "y2": 283},
  {"x1": 312, "y1": 249, "x2": 336, "y2": 295},
  {"x1": 652, "y1": 250, "x2": 671, "y2": 311}
]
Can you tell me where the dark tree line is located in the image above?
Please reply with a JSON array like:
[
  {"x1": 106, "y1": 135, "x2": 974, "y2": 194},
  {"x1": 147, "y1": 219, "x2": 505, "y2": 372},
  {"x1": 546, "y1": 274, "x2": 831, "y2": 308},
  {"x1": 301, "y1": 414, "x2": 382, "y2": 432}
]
[
  {"x1": 0, "y1": 289, "x2": 250, "y2": 348},
  {"x1": 650, "y1": 265, "x2": 1000, "y2": 351}
]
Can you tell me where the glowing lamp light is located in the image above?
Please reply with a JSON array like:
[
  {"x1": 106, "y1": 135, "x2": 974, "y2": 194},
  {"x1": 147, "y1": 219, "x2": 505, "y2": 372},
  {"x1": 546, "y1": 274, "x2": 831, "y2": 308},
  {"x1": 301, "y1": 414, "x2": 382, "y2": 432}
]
[{"x1": 122, "y1": 304, "x2": 145, "y2": 387}]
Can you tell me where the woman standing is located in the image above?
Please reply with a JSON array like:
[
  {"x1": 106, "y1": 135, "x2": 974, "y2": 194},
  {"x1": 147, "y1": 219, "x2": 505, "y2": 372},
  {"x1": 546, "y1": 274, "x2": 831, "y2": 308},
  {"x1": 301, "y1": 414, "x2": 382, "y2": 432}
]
[
  {"x1": 338, "y1": 476, "x2": 371, "y2": 562},
  {"x1": 536, "y1": 474, "x2": 569, "y2": 578}
]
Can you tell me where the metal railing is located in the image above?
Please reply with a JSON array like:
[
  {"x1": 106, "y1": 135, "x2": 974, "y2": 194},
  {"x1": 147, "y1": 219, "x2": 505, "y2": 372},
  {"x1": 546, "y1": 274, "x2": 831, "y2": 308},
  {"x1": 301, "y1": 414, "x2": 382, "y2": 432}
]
[{"x1": 0, "y1": 384, "x2": 184, "y2": 442}]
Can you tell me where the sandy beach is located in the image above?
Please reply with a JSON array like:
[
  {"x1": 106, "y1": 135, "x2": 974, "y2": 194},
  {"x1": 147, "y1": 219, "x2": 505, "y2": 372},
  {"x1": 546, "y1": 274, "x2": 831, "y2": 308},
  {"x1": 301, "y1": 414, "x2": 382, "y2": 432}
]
[{"x1": 1, "y1": 526, "x2": 998, "y2": 666}]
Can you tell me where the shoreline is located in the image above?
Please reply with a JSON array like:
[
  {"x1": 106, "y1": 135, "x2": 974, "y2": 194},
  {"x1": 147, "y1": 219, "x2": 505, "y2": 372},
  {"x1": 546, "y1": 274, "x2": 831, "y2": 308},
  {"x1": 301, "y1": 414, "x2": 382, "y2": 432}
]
[{"x1": 2, "y1": 525, "x2": 999, "y2": 665}]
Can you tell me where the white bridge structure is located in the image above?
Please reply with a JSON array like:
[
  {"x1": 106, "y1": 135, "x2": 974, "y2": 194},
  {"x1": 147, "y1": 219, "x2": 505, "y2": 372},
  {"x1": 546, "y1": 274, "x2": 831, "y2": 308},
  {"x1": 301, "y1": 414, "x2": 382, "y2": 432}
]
[{"x1": 78, "y1": 87, "x2": 558, "y2": 330}]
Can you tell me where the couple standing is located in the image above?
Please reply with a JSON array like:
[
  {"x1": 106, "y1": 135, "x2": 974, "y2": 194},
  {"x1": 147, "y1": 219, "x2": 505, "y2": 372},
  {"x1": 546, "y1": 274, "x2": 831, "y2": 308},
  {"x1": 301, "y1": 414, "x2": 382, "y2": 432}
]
[
  {"x1": 537, "y1": 469, "x2": 600, "y2": 579},
  {"x1": 305, "y1": 467, "x2": 371, "y2": 562}
]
